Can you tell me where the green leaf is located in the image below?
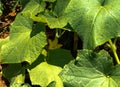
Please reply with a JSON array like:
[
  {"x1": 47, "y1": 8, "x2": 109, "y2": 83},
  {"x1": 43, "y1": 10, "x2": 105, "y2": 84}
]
[
  {"x1": 10, "y1": 83, "x2": 31, "y2": 87},
  {"x1": 42, "y1": 0, "x2": 56, "y2": 2},
  {"x1": 28, "y1": 62, "x2": 63, "y2": 87},
  {"x1": 31, "y1": 12, "x2": 68, "y2": 28},
  {"x1": 2, "y1": 64, "x2": 25, "y2": 84},
  {"x1": 111, "y1": 65, "x2": 120, "y2": 85},
  {"x1": 59, "y1": 50, "x2": 120, "y2": 87},
  {"x1": 22, "y1": 0, "x2": 46, "y2": 15},
  {"x1": 28, "y1": 53, "x2": 45, "y2": 69},
  {"x1": 0, "y1": 1, "x2": 3, "y2": 15},
  {"x1": 20, "y1": 0, "x2": 30, "y2": 9},
  {"x1": 47, "y1": 48, "x2": 74, "y2": 67},
  {"x1": 30, "y1": 0, "x2": 71, "y2": 29},
  {"x1": 47, "y1": 81, "x2": 56, "y2": 87},
  {"x1": 44, "y1": 13, "x2": 67, "y2": 28},
  {"x1": 63, "y1": 0, "x2": 120, "y2": 49},
  {"x1": 0, "y1": 37, "x2": 9, "y2": 50},
  {"x1": 75, "y1": 50, "x2": 113, "y2": 74},
  {"x1": 52, "y1": 0, "x2": 70, "y2": 17},
  {"x1": 0, "y1": 13, "x2": 47, "y2": 64}
]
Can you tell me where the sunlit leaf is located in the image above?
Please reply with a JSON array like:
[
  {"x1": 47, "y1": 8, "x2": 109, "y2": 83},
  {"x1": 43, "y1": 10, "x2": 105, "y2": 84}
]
[
  {"x1": 28, "y1": 62, "x2": 63, "y2": 87},
  {"x1": 0, "y1": 13, "x2": 46, "y2": 64},
  {"x1": 22, "y1": 0, "x2": 46, "y2": 15},
  {"x1": 63, "y1": 0, "x2": 120, "y2": 49},
  {"x1": 31, "y1": 12, "x2": 68, "y2": 29}
]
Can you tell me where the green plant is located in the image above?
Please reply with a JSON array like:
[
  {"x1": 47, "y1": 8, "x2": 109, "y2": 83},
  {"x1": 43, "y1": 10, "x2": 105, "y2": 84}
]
[
  {"x1": 0, "y1": 1, "x2": 3, "y2": 16},
  {"x1": 0, "y1": 0, "x2": 120, "y2": 87}
]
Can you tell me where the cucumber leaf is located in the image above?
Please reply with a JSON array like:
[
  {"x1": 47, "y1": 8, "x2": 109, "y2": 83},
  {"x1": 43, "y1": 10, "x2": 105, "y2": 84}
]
[
  {"x1": 31, "y1": 12, "x2": 68, "y2": 29},
  {"x1": 22, "y1": 0, "x2": 46, "y2": 15},
  {"x1": 42, "y1": 0, "x2": 56, "y2": 2},
  {"x1": 31, "y1": 0, "x2": 70, "y2": 29},
  {"x1": 20, "y1": 0, "x2": 30, "y2": 9},
  {"x1": 63, "y1": 0, "x2": 120, "y2": 49},
  {"x1": 10, "y1": 83, "x2": 31, "y2": 87},
  {"x1": 28, "y1": 62, "x2": 63, "y2": 87},
  {"x1": 59, "y1": 50, "x2": 120, "y2": 87},
  {"x1": 2, "y1": 64, "x2": 25, "y2": 84},
  {"x1": 47, "y1": 81, "x2": 56, "y2": 87},
  {"x1": 0, "y1": 13, "x2": 46, "y2": 64},
  {"x1": 0, "y1": 37, "x2": 9, "y2": 49},
  {"x1": 52, "y1": 0, "x2": 70, "y2": 17},
  {"x1": 47, "y1": 48, "x2": 73, "y2": 67}
]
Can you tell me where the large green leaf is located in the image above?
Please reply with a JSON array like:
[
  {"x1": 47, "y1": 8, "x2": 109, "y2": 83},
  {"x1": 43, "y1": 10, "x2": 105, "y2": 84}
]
[
  {"x1": 28, "y1": 62, "x2": 63, "y2": 87},
  {"x1": 63, "y1": 0, "x2": 120, "y2": 49},
  {"x1": 0, "y1": 13, "x2": 46, "y2": 64},
  {"x1": 59, "y1": 50, "x2": 120, "y2": 87},
  {"x1": 0, "y1": 37, "x2": 9, "y2": 49}
]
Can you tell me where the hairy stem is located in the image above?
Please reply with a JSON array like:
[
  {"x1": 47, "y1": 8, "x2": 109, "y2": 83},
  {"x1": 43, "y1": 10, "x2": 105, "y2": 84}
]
[{"x1": 108, "y1": 39, "x2": 120, "y2": 64}]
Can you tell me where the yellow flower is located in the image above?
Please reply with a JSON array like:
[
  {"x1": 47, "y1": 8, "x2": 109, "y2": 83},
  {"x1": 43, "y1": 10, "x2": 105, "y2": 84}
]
[{"x1": 48, "y1": 37, "x2": 63, "y2": 50}]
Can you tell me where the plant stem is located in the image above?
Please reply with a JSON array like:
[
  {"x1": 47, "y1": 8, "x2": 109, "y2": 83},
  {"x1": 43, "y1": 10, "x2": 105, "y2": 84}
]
[
  {"x1": 73, "y1": 32, "x2": 78, "y2": 51},
  {"x1": 108, "y1": 39, "x2": 120, "y2": 64}
]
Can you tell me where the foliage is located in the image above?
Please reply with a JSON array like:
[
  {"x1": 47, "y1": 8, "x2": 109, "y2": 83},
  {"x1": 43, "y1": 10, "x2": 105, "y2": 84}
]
[
  {"x1": 59, "y1": 50, "x2": 120, "y2": 87},
  {"x1": 10, "y1": 83, "x2": 31, "y2": 87},
  {"x1": 0, "y1": 13, "x2": 47, "y2": 64},
  {"x1": 0, "y1": 1, "x2": 3, "y2": 16},
  {"x1": 62, "y1": 0, "x2": 120, "y2": 49},
  {"x1": 0, "y1": 0, "x2": 120, "y2": 87},
  {"x1": 28, "y1": 62, "x2": 63, "y2": 87}
]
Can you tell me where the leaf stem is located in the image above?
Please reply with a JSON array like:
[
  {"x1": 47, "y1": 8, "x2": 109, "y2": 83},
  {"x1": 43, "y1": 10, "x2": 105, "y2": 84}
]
[{"x1": 108, "y1": 39, "x2": 120, "y2": 64}]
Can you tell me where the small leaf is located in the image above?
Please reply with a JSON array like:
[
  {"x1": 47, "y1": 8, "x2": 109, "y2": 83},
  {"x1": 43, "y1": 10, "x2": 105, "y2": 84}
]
[{"x1": 28, "y1": 62, "x2": 63, "y2": 87}]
